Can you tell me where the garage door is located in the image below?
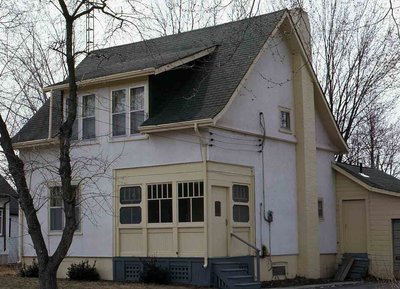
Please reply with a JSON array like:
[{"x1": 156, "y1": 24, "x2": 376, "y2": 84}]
[
  {"x1": 342, "y1": 200, "x2": 367, "y2": 253},
  {"x1": 392, "y1": 219, "x2": 400, "y2": 278}
]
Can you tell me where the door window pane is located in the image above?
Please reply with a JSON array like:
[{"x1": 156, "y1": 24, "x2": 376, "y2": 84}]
[{"x1": 233, "y1": 205, "x2": 249, "y2": 222}]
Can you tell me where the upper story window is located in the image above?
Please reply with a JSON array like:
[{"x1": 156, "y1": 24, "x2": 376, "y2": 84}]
[
  {"x1": 280, "y1": 108, "x2": 291, "y2": 132},
  {"x1": 82, "y1": 94, "x2": 96, "y2": 139},
  {"x1": 112, "y1": 86, "x2": 146, "y2": 137}
]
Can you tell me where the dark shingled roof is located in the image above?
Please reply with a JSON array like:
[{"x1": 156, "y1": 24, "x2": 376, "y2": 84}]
[
  {"x1": 336, "y1": 163, "x2": 400, "y2": 194},
  {"x1": 0, "y1": 176, "x2": 18, "y2": 215},
  {"x1": 13, "y1": 9, "x2": 286, "y2": 143}
]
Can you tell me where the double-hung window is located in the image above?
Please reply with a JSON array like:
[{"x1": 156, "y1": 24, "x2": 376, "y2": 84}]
[
  {"x1": 119, "y1": 186, "x2": 142, "y2": 224},
  {"x1": 147, "y1": 183, "x2": 172, "y2": 223},
  {"x1": 112, "y1": 86, "x2": 146, "y2": 137},
  {"x1": 232, "y1": 184, "x2": 250, "y2": 223},
  {"x1": 49, "y1": 186, "x2": 81, "y2": 232},
  {"x1": 178, "y1": 181, "x2": 204, "y2": 222},
  {"x1": 82, "y1": 94, "x2": 96, "y2": 139}
]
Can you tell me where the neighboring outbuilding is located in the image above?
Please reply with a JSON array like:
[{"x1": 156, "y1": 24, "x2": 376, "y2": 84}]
[
  {"x1": 334, "y1": 163, "x2": 400, "y2": 279},
  {"x1": 0, "y1": 175, "x2": 19, "y2": 264}
]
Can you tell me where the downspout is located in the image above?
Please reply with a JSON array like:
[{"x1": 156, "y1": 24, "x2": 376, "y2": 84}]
[
  {"x1": 18, "y1": 206, "x2": 23, "y2": 263},
  {"x1": 194, "y1": 123, "x2": 208, "y2": 268},
  {"x1": 48, "y1": 90, "x2": 53, "y2": 139},
  {"x1": 3, "y1": 197, "x2": 10, "y2": 252}
]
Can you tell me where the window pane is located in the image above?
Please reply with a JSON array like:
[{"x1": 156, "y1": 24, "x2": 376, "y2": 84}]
[
  {"x1": 82, "y1": 117, "x2": 95, "y2": 139},
  {"x1": 130, "y1": 111, "x2": 145, "y2": 134},
  {"x1": 178, "y1": 199, "x2": 190, "y2": 222},
  {"x1": 232, "y1": 185, "x2": 249, "y2": 203},
  {"x1": 233, "y1": 205, "x2": 249, "y2": 222},
  {"x1": 215, "y1": 201, "x2": 221, "y2": 217},
  {"x1": 120, "y1": 186, "x2": 142, "y2": 204},
  {"x1": 192, "y1": 198, "x2": 204, "y2": 222},
  {"x1": 112, "y1": 113, "x2": 126, "y2": 136},
  {"x1": 50, "y1": 187, "x2": 62, "y2": 207},
  {"x1": 161, "y1": 199, "x2": 172, "y2": 223},
  {"x1": 112, "y1": 90, "x2": 126, "y2": 113},
  {"x1": 71, "y1": 118, "x2": 78, "y2": 140},
  {"x1": 120, "y1": 207, "x2": 141, "y2": 224},
  {"x1": 130, "y1": 87, "x2": 144, "y2": 111},
  {"x1": 148, "y1": 200, "x2": 159, "y2": 223},
  {"x1": 50, "y1": 208, "x2": 63, "y2": 230},
  {"x1": 82, "y1": 94, "x2": 95, "y2": 117}
]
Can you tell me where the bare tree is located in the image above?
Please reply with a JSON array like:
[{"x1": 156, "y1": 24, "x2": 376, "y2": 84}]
[{"x1": 0, "y1": 1, "x2": 125, "y2": 288}]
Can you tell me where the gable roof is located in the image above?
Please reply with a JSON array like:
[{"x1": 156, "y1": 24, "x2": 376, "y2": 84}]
[
  {"x1": 0, "y1": 175, "x2": 18, "y2": 215},
  {"x1": 334, "y1": 162, "x2": 400, "y2": 194},
  {"x1": 13, "y1": 9, "x2": 346, "y2": 152}
]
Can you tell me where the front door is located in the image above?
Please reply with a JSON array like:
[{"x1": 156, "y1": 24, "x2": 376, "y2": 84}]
[
  {"x1": 211, "y1": 186, "x2": 228, "y2": 257},
  {"x1": 392, "y1": 220, "x2": 400, "y2": 278},
  {"x1": 342, "y1": 199, "x2": 367, "y2": 253}
]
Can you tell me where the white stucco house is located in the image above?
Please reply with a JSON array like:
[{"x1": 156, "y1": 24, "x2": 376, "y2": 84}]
[
  {"x1": 0, "y1": 176, "x2": 19, "y2": 264},
  {"x1": 12, "y1": 8, "x2": 349, "y2": 288}
]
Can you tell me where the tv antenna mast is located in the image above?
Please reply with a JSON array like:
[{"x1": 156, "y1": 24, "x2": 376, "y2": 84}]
[{"x1": 85, "y1": 1, "x2": 95, "y2": 53}]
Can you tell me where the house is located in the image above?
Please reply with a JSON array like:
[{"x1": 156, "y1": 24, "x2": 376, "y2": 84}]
[
  {"x1": 12, "y1": 8, "x2": 349, "y2": 287},
  {"x1": 334, "y1": 163, "x2": 400, "y2": 280},
  {"x1": 0, "y1": 175, "x2": 19, "y2": 264}
]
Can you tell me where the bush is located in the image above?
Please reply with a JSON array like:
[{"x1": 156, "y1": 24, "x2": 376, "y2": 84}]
[
  {"x1": 67, "y1": 260, "x2": 100, "y2": 281},
  {"x1": 20, "y1": 259, "x2": 39, "y2": 278},
  {"x1": 139, "y1": 258, "x2": 169, "y2": 284}
]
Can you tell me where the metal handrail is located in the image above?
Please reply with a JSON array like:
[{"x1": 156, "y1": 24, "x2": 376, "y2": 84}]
[{"x1": 230, "y1": 233, "x2": 261, "y2": 282}]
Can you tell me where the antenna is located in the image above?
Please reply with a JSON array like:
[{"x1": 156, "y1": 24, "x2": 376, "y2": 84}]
[{"x1": 86, "y1": 1, "x2": 95, "y2": 53}]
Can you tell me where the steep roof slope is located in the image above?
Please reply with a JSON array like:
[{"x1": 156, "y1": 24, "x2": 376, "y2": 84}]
[
  {"x1": 13, "y1": 10, "x2": 286, "y2": 143},
  {"x1": 335, "y1": 163, "x2": 400, "y2": 194}
]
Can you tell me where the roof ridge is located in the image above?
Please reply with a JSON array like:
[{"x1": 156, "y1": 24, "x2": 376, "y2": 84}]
[{"x1": 92, "y1": 9, "x2": 287, "y2": 54}]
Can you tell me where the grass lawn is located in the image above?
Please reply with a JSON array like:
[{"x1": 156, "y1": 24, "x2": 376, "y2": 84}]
[
  {"x1": 0, "y1": 265, "x2": 205, "y2": 289},
  {"x1": 0, "y1": 276, "x2": 203, "y2": 289}
]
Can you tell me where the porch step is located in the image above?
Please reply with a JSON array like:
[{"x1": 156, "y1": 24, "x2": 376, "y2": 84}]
[
  {"x1": 335, "y1": 253, "x2": 369, "y2": 281},
  {"x1": 213, "y1": 260, "x2": 260, "y2": 289}
]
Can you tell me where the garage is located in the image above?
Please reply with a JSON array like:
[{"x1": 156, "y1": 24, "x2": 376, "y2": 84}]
[{"x1": 334, "y1": 163, "x2": 400, "y2": 279}]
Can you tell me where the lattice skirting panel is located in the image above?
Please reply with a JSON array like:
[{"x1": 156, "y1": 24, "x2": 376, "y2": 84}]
[{"x1": 113, "y1": 256, "x2": 254, "y2": 286}]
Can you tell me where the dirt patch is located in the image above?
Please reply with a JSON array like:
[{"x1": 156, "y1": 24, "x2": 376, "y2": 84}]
[
  {"x1": 262, "y1": 277, "x2": 338, "y2": 288},
  {"x1": 0, "y1": 264, "x2": 19, "y2": 277}
]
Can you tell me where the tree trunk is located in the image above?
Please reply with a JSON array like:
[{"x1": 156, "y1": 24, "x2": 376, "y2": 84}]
[{"x1": 39, "y1": 269, "x2": 58, "y2": 289}]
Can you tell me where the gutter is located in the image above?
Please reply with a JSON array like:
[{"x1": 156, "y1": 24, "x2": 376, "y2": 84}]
[
  {"x1": 43, "y1": 67, "x2": 155, "y2": 92},
  {"x1": 140, "y1": 119, "x2": 214, "y2": 134},
  {"x1": 13, "y1": 138, "x2": 59, "y2": 149}
]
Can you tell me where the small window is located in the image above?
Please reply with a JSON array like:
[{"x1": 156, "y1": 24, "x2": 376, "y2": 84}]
[
  {"x1": 120, "y1": 207, "x2": 141, "y2": 224},
  {"x1": 233, "y1": 205, "x2": 249, "y2": 222},
  {"x1": 233, "y1": 185, "x2": 249, "y2": 202},
  {"x1": 147, "y1": 183, "x2": 172, "y2": 223},
  {"x1": 82, "y1": 94, "x2": 96, "y2": 139},
  {"x1": 120, "y1": 186, "x2": 141, "y2": 204},
  {"x1": 215, "y1": 201, "x2": 221, "y2": 217},
  {"x1": 272, "y1": 265, "x2": 287, "y2": 277},
  {"x1": 49, "y1": 186, "x2": 80, "y2": 231},
  {"x1": 280, "y1": 109, "x2": 291, "y2": 131},
  {"x1": 232, "y1": 185, "x2": 250, "y2": 223},
  {"x1": 112, "y1": 89, "x2": 127, "y2": 136},
  {"x1": 178, "y1": 181, "x2": 204, "y2": 222},
  {"x1": 318, "y1": 198, "x2": 324, "y2": 220}
]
